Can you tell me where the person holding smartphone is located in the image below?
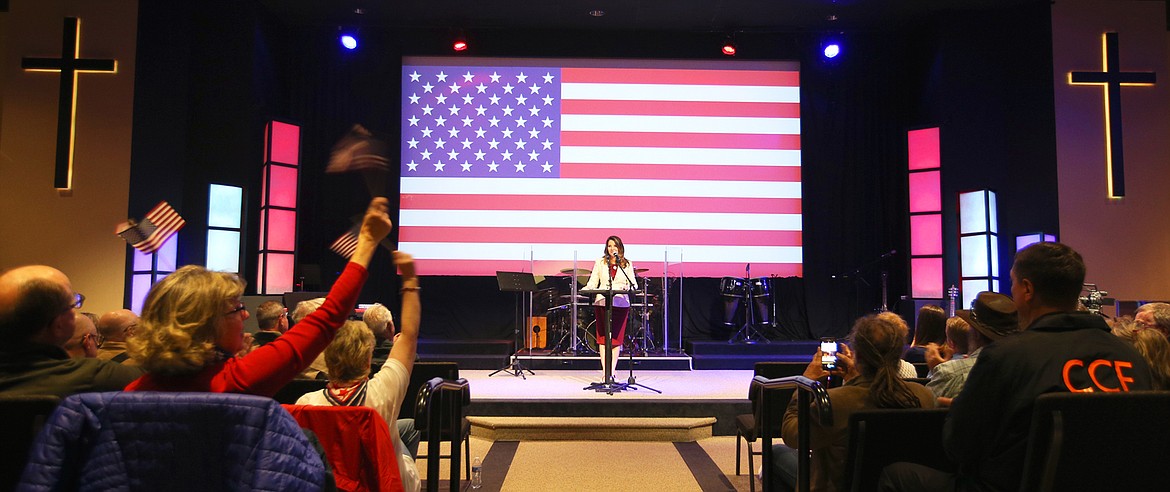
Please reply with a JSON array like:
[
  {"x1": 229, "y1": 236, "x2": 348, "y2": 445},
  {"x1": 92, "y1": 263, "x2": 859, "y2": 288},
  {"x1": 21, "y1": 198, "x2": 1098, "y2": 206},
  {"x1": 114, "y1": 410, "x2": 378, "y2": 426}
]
[{"x1": 769, "y1": 313, "x2": 937, "y2": 492}]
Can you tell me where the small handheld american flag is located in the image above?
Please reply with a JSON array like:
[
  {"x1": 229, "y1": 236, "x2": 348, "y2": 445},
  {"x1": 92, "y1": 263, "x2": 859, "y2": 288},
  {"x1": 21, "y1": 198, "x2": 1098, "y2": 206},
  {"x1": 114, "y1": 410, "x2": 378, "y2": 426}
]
[
  {"x1": 329, "y1": 230, "x2": 359, "y2": 259},
  {"x1": 327, "y1": 124, "x2": 391, "y2": 197},
  {"x1": 115, "y1": 201, "x2": 186, "y2": 254}
]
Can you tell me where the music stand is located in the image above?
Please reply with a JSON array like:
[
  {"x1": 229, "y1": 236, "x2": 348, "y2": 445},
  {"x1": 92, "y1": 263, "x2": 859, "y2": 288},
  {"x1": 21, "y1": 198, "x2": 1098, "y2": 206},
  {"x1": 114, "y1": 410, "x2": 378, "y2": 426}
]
[
  {"x1": 490, "y1": 271, "x2": 537, "y2": 379},
  {"x1": 580, "y1": 287, "x2": 637, "y2": 394}
]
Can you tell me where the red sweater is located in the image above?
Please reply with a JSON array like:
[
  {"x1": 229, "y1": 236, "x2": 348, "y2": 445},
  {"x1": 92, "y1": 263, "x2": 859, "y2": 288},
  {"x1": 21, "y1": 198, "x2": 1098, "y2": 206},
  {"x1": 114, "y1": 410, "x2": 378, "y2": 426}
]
[{"x1": 126, "y1": 263, "x2": 369, "y2": 396}]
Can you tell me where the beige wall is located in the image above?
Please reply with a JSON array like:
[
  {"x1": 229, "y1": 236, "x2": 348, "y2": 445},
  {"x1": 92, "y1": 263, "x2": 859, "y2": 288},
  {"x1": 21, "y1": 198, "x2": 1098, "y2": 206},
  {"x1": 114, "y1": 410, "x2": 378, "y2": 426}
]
[
  {"x1": 0, "y1": 0, "x2": 139, "y2": 313},
  {"x1": 1052, "y1": 0, "x2": 1170, "y2": 302}
]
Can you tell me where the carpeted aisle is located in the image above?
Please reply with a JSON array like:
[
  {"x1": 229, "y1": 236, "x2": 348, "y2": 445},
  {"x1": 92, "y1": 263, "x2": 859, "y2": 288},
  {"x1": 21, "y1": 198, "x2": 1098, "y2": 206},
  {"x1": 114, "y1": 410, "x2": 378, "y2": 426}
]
[{"x1": 420, "y1": 436, "x2": 763, "y2": 491}]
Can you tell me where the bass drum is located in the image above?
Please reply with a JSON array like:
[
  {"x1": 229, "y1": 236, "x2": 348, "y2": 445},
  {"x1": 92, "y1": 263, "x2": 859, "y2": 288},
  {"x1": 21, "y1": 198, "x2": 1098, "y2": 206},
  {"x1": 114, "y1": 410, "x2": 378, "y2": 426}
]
[{"x1": 579, "y1": 321, "x2": 598, "y2": 354}]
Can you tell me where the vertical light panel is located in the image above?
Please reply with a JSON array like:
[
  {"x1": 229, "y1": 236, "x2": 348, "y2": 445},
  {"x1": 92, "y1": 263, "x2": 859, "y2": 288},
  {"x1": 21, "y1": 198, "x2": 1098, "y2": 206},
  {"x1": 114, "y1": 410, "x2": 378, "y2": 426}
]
[
  {"x1": 908, "y1": 128, "x2": 943, "y2": 299},
  {"x1": 258, "y1": 120, "x2": 300, "y2": 295},
  {"x1": 1016, "y1": 233, "x2": 1057, "y2": 251},
  {"x1": 207, "y1": 184, "x2": 244, "y2": 273},
  {"x1": 958, "y1": 189, "x2": 999, "y2": 307},
  {"x1": 128, "y1": 232, "x2": 179, "y2": 313}
]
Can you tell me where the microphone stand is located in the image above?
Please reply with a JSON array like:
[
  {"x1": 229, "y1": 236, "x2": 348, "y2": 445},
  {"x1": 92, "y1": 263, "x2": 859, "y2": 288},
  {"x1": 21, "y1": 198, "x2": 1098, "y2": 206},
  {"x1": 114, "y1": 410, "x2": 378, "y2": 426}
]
[
  {"x1": 832, "y1": 250, "x2": 898, "y2": 318},
  {"x1": 615, "y1": 258, "x2": 660, "y2": 393}
]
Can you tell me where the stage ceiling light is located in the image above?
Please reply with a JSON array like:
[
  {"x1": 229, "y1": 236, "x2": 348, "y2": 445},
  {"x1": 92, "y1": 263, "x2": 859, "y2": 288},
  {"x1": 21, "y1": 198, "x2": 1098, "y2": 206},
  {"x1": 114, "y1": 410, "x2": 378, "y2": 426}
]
[
  {"x1": 721, "y1": 35, "x2": 737, "y2": 56},
  {"x1": 340, "y1": 33, "x2": 358, "y2": 50},
  {"x1": 823, "y1": 42, "x2": 840, "y2": 59}
]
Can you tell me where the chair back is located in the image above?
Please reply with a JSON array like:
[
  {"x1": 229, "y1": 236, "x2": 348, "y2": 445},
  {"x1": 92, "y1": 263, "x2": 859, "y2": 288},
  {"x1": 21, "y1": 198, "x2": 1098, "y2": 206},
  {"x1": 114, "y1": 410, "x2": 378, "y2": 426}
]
[
  {"x1": 401, "y1": 362, "x2": 458, "y2": 419},
  {"x1": 0, "y1": 395, "x2": 60, "y2": 491},
  {"x1": 750, "y1": 362, "x2": 806, "y2": 440},
  {"x1": 283, "y1": 404, "x2": 404, "y2": 492},
  {"x1": 273, "y1": 378, "x2": 330, "y2": 404},
  {"x1": 19, "y1": 392, "x2": 327, "y2": 491},
  {"x1": 415, "y1": 377, "x2": 470, "y2": 492},
  {"x1": 1019, "y1": 391, "x2": 1170, "y2": 492},
  {"x1": 754, "y1": 375, "x2": 832, "y2": 492},
  {"x1": 841, "y1": 408, "x2": 951, "y2": 492}
]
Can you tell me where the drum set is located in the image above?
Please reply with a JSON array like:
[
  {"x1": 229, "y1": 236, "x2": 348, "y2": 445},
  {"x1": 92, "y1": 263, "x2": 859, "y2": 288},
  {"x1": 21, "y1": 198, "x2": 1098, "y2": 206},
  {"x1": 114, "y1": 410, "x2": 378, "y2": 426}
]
[
  {"x1": 543, "y1": 267, "x2": 662, "y2": 356},
  {"x1": 721, "y1": 275, "x2": 774, "y2": 344}
]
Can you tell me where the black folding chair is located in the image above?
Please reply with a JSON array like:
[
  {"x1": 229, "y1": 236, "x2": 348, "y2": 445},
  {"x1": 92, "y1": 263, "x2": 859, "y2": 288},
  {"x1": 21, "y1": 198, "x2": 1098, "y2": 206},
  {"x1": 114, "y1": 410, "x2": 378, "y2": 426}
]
[{"x1": 841, "y1": 408, "x2": 951, "y2": 492}]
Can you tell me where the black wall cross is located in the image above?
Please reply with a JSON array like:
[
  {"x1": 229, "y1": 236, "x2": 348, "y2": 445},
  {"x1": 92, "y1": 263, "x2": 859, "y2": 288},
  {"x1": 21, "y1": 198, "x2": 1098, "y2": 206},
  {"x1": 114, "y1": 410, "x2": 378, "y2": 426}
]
[
  {"x1": 21, "y1": 17, "x2": 117, "y2": 190},
  {"x1": 1070, "y1": 32, "x2": 1156, "y2": 198}
]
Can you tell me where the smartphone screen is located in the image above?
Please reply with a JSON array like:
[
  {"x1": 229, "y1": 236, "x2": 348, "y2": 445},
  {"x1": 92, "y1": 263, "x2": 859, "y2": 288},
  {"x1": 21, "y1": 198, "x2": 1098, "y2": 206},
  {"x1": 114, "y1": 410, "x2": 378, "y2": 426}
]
[{"x1": 820, "y1": 339, "x2": 839, "y2": 370}]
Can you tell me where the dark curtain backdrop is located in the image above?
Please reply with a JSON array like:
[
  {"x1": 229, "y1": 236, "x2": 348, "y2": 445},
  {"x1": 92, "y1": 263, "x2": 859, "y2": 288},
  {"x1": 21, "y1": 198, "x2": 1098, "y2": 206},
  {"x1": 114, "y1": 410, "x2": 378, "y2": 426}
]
[{"x1": 130, "y1": 2, "x2": 1059, "y2": 342}]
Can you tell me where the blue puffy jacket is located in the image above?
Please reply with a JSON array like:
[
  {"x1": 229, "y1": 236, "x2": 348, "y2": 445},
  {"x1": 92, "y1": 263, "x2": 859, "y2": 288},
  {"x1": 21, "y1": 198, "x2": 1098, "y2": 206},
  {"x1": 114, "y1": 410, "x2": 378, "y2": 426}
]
[{"x1": 18, "y1": 392, "x2": 327, "y2": 491}]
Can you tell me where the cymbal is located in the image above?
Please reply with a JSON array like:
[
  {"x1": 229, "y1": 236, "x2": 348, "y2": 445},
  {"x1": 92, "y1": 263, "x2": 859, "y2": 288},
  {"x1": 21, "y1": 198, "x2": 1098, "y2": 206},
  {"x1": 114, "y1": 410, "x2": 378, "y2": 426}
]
[
  {"x1": 634, "y1": 268, "x2": 649, "y2": 273},
  {"x1": 560, "y1": 268, "x2": 590, "y2": 275}
]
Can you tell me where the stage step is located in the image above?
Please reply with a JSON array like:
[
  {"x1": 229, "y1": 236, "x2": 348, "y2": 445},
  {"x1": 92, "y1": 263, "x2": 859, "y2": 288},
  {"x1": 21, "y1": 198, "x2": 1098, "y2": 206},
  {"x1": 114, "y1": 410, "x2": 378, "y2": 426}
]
[
  {"x1": 514, "y1": 353, "x2": 693, "y2": 371},
  {"x1": 468, "y1": 416, "x2": 715, "y2": 441},
  {"x1": 686, "y1": 340, "x2": 817, "y2": 370}
]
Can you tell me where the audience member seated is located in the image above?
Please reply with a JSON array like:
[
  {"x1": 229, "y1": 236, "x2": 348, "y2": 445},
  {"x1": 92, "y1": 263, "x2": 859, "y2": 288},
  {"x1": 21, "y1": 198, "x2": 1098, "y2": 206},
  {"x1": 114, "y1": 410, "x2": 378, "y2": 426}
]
[
  {"x1": 124, "y1": 198, "x2": 391, "y2": 396},
  {"x1": 875, "y1": 312, "x2": 924, "y2": 379},
  {"x1": 96, "y1": 309, "x2": 138, "y2": 364},
  {"x1": 879, "y1": 242, "x2": 1155, "y2": 492},
  {"x1": 63, "y1": 311, "x2": 100, "y2": 359},
  {"x1": 252, "y1": 300, "x2": 288, "y2": 347},
  {"x1": 297, "y1": 252, "x2": 421, "y2": 492},
  {"x1": 1112, "y1": 317, "x2": 1170, "y2": 390},
  {"x1": 291, "y1": 297, "x2": 331, "y2": 380},
  {"x1": 903, "y1": 305, "x2": 945, "y2": 363},
  {"x1": 923, "y1": 316, "x2": 970, "y2": 372},
  {"x1": 925, "y1": 292, "x2": 1019, "y2": 401},
  {"x1": 0, "y1": 265, "x2": 141, "y2": 397},
  {"x1": 363, "y1": 301, "x2": 420, "y2": 457},
  {"x1": 771, "y1": 313, "x2": 936, "y2": 492},
  {"x1": 1136, "y1": 302, "x2": 1170, "y2": 338}
]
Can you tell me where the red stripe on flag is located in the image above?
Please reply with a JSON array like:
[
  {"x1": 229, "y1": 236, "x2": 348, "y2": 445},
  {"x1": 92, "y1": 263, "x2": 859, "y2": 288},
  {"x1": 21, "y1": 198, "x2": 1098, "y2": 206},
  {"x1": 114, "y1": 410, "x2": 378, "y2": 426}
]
[
  {"x1": 560, "y1": 100, "x2": 800, "y2": 118},
  {"x1": 400, "y1": 227, "x2": 802, "y2": 247},
  {"x1": 562, "y1": 68, "x2": 799, "y2": 86},
  {"x1": 560, "y1": 131, "x2": 800, "y2": 150},
  {"x1": 560, "y1": 163, "x2": 801, "y2": 182},
  {"x1": 415, "y1": 258, "x2": 802, "y2": 278},
  {"x1": 401, "y1": 194, "x2": 801, "y2": 214}
]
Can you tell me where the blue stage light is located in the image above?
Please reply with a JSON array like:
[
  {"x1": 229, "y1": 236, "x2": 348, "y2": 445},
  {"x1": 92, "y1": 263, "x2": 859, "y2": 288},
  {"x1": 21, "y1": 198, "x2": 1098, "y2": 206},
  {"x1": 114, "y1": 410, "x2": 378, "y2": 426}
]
[
  {"x1": 823, "y1": 43, "x2": 840, "y2": 59},
  {"x1": 340, "y1": 34, "x2": 358, "y2": 50}
]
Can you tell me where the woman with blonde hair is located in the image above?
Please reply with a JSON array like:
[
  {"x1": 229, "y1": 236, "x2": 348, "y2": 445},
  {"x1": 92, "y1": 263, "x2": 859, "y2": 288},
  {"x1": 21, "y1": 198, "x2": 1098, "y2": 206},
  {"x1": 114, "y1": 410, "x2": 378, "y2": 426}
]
[
  {"x1": 125, "y1": 198, "x2": 393, "y2": 395},
  {"x1": 299, "y1": 252, "x2": 421, "y2": 491},
  {"x1": 1113, "y1": 317, "x2": 1170, "y2": 390}
]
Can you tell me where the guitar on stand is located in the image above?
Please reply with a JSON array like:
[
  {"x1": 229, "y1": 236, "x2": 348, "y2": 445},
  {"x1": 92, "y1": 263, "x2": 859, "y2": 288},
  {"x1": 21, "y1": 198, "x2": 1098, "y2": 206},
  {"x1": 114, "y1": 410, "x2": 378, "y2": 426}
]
[{"x1": 947, "y1": 285, "x2": 959, "y2": 317}]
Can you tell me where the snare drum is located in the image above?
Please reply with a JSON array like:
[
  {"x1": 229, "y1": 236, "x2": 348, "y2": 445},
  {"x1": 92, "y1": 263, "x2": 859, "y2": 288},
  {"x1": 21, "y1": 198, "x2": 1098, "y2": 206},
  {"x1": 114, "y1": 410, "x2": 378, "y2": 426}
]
[
  {"x1": 720, "y1": 277, "x2": 746, "y2": 297},
  {"x1": 750, "y1": 277, "x2": 771, "y2": 298}
]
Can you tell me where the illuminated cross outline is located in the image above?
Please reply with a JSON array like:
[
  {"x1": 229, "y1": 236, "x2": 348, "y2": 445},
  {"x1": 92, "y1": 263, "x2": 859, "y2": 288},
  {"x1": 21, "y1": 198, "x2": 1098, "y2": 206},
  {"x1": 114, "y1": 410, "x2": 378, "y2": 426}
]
[
  {"x1": 21, "y1": 17, "x2": 118, "y2": 191},
  {"x1": 1069, "y1": 32, "x2": 1155, "y2": 198}
]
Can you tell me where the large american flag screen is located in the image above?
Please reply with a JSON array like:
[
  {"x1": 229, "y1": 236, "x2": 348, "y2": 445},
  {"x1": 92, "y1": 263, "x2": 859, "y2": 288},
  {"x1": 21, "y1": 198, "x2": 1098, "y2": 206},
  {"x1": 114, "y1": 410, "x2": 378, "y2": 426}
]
[{"x1": 399, "y1": 57, "x2": 801, "y2": 278}]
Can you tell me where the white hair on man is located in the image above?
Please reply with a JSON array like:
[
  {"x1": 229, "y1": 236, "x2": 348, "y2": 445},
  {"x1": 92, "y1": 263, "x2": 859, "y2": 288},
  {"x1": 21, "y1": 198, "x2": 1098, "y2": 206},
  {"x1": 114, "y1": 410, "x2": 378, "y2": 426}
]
[
  {"x1": 290, "y1": 298, "x2": 325, "y2": 324},
  {"x1": 362, "y1": 303, "x2": 395, "y2": 340}
]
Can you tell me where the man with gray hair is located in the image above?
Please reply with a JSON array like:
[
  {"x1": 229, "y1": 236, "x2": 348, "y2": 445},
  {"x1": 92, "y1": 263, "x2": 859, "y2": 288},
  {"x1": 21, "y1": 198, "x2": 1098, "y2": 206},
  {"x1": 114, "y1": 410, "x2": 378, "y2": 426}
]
[
  {"x1": 0, "y1": 265, "x2": 141, "y2": 397},
  {"x1": 252, "y1": 301, "x2": 288, "y2": 347},
  {"x1": 363, "y1": 302, "x2": 395, "y2": 344},
  {"x1": 292, "y1": 298, "x2": 329, "y2": 379},
  {"x1": 1135, "y1": 302, "x2": 1170, "y2": 338},
  {"x1": 96, "y1": 309, "x2": 138, "y2": 363}
]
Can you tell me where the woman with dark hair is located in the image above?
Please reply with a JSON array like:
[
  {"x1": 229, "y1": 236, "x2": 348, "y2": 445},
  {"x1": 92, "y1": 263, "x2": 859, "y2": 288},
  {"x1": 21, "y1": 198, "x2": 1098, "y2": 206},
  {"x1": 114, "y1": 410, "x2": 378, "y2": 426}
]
[
  {"x1": 904, "y1": 304, "x2": 947, "y2": 363},
  {"x1": 125, "y1": 198, "x2": 392, "y2": 396},
  {"x1": 582, "y1": 235, "x2": 638, "y2": 376},
  {"x1": 771, "y1": 313, "x2": 937, "y2": 492}
]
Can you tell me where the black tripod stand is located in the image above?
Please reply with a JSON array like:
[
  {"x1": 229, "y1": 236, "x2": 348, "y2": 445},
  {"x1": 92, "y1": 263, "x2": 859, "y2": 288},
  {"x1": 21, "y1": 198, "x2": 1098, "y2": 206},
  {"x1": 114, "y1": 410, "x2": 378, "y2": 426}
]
[
  {"x1": 489, "y1": 271, "x2": 536, "y2": 379},
  {"x1": 729, "y1": 264, "x2": 770, "y2": 344}
]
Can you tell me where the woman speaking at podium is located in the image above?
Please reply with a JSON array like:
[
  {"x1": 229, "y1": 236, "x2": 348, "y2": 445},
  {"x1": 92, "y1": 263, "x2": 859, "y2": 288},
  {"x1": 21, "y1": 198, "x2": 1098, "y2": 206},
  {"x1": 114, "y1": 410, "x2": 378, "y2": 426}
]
[{"x1": 583, "y1": 235, "x2": 639, "y2": 375}]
